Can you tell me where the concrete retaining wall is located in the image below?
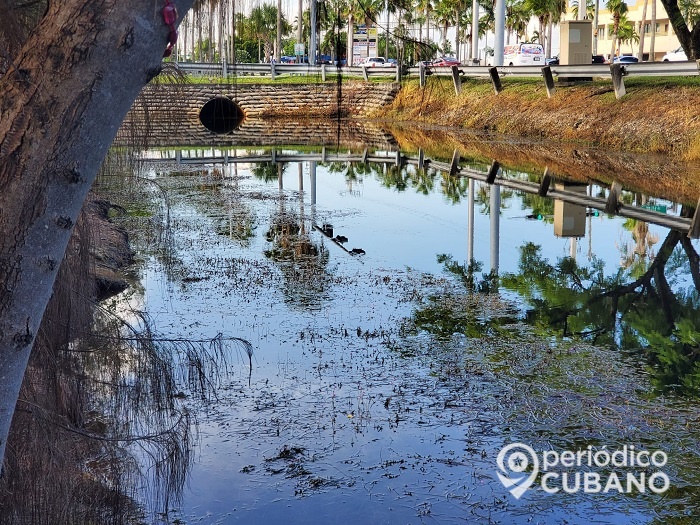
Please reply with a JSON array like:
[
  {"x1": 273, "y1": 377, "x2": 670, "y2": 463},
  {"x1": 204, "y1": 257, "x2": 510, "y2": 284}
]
[{"x1": 116, "y1": 82, "x2": 400, "y2": 148}]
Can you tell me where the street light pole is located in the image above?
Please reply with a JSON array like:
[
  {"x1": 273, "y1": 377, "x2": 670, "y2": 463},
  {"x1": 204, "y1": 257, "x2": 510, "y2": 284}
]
[
  {"x1": 471, "y1": 0, "x2": 479, "y2": 64},
  {"x1": 493, "y1": 0, "x2": 505, "y2": 66}
]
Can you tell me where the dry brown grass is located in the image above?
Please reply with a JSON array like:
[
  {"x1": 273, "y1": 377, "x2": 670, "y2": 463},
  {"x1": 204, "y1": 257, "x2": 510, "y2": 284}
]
[{"x1": 377, "y1": 78, "x2": 700, "y2": 160}]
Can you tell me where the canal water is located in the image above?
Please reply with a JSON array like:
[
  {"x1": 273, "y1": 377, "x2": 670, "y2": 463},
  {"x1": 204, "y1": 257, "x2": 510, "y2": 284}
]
[{"x1": 106, "y1": 140, "x2": 700, "y2": 524}]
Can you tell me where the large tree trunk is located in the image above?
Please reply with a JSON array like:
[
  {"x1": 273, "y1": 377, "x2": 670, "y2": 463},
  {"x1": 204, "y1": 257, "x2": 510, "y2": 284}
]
[
  {"x1": 660, "y1": 0, "x2": 700, "y2": 59},
  {"x1": 0, "y1": 0, "x2": 194, "y2": 468}
]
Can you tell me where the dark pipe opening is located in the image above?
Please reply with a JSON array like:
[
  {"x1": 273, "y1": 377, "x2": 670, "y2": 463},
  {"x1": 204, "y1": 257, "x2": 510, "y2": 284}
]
[{"x1": 199, "y1": 97, "x2": 244, "y2": 133}]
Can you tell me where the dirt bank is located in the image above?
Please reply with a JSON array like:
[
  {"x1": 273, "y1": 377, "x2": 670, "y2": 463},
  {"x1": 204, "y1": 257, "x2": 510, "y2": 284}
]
[{"x1": 375, "y1": 77, "x2": 700, "y2": 160}]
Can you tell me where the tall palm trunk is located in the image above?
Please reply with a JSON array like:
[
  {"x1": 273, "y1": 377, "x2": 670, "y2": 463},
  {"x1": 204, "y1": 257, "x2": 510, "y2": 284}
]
[
  {"x1": 218, "y1": 0, "x2": 226, "y2": 62},
  {"x1": 207, "y1": 3, "x2": 214, "y2": 61},
  {"x1": 197, "y1": 9, "x2": 203, "y2": 60},
  {"x1": 276, "y1": 0, "x2": 282, "y2": 61},
  {"x1": 347, "y1": 14, "x2": 354, "y2": 65},
  {"x1": 637, "y1": 0, "x2": 648, "y2": 60},
  {"x1": 230, "y1": 0, "x2": 236, "y2": 63},
  {"x1": 455, "y1": 6, "x2": 460, "y2": 58}
]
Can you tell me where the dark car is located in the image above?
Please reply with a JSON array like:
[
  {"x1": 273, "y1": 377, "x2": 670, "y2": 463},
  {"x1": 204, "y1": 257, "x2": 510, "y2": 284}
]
[
  {"x1": 613, "y1": 55, "x2": 639, "y2": 63},
  {"x1": 546, "y1": 55, "x2": 608, "y2": 66}
]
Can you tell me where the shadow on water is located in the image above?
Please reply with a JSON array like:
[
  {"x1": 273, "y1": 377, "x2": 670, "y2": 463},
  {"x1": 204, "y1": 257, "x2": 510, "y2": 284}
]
[{"x1": 0, "y1": 150, "x2": 253, "y2": 525}]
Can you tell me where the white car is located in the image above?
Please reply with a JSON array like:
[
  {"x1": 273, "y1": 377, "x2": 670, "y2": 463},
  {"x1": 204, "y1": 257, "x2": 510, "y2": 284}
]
[
  {"x1": 662, "y1": 46, "x2": 688, "y2": 61},
  {"x1": 360, "y1": 57, "x2": 386, "y2": 67}
]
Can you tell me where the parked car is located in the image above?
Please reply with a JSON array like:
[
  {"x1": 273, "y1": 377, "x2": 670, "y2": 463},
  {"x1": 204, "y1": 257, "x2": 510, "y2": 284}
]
[
  {"x1": 280, "y1": 56, "x2": 296, "y2": 63},
  {"x1": 360, "y1": 56, "x2": 386, "y2": 67},
  {"x1": 432, "y1": 56, "x2": 460, "y2": 67},
  {"x1": 546, "y1": 55, "x2": 608, "y2": 66},
  {"x1": 613, "y1": 55, "x2": 639, "y2": 63},
  {"x1": 385, "y1": 58, "x2": 398, "y2": 67},
  {"x1": 662, "y1": 46, "x2": 688, "y2": 61}
]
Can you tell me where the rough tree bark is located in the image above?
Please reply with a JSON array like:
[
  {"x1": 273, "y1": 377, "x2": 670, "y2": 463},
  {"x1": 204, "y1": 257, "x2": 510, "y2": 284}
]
[
  {"x1": 0, "y1": 0, "x2": 194, "y2": 466},
  {"x1": 660, "y1": 0, "x2": 700, "y2": 59}
]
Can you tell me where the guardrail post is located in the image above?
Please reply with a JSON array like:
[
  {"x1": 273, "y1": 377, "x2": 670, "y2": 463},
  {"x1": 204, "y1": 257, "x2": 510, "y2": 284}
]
[
  {"x1": 362, "y1": 148, "x2": 369, "y2": 163},
  {"x1": 606, "y1": 181, "x2": 622, "y2": 213},
  {"x1": 395, "y1": 150, "x2": 402, "y2": 166},
  {"x1": 542, "y1": 66, "x2": 555, "y2": 98},
  {"x1": 222, "y1": 60, "x2": 227, "y2": 77},
  {"x1": 362, "y1": 66, "x2": 369, "y2": 81},
  {"x1": 418, "y1": 148, "x2": 425, "y2": 170},
  {"x1": 321, "y1": 64, "x2": 326, "y2": 82},
  {"x1": 395, "y1": 65, "x2": 400, "y2": 83},
  {"x1": 488, "y1": 67, "x2": 502, "y2": 94},
  {"x1": 538, "y1": 167, "x2": 553, "y2": 196},
  {"x1": 271, "y1": 148, "x2": 276, "y2": 163},
  {"x1": 419, "y1": 62, "x2": 426, "y2": 87},
  {"x1": 486, "y1": 160, "x2": 500, "y2": 184},
  {"x1": 451, "y1": 65, "x2": 462, "y2": 94},
  {"x1": 271, "y1": 62, "x2": 276, "y2": 80},
  {"x1": 322, "y1": 146, "x2": 327, "y2": 163},
  {"x1": 449, "y1": 150, "x2": 461, "y2": 177},
  {"x1": 611, "y1": 64, "x2": 626, "y2": 99},
  {"x1": 688, "y1": 197, "x2": 700, "y2": 239}
]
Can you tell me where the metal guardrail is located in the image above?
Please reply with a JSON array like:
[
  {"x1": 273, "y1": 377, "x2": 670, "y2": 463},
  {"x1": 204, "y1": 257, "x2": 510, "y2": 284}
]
[
  {"x1": 173, "y1": 59, "x2": 700, "y2": 99},
  {"x1": 176, "y1": 61, "x2": 400, "y2": 80},
  {"x1": 141, "y1": 147, "x2": 700, "y2": 237}
]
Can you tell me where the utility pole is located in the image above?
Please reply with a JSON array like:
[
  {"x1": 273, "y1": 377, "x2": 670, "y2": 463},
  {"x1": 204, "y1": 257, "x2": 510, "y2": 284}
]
[
  {"x1": 493, "y1": 0, "x2": 505, "y2": 66},
  {"x1": 471, "y1": 0, "x2": 479, "y2": 64}
]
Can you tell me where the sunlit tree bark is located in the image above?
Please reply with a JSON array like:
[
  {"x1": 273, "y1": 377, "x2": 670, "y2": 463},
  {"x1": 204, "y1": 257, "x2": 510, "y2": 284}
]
[{"x1": 0, "y1": 0, "x2": 194, "y2": 467}]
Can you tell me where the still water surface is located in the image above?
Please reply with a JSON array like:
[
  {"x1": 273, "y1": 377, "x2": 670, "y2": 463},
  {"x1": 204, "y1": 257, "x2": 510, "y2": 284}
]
[{"x1": 116, "y1": 145, "x2": 700, "y2": 524}]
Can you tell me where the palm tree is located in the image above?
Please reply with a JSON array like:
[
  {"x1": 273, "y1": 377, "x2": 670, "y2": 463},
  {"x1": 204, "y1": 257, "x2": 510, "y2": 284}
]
[
  {"x1": 571, "y1": 0, "x2": 594, "y2": 19},
  {"x1": 356, "y1": 0, "x2": 384, "y2": 58},
  {"x1": 523, "y1": 0, "x2": 557, "y2": 58},
  {"x1": 617, "y1": 14, "x2": 639, "y2": 54},
  {"x1": 606, "y1": 0, "x2": 628, "y2": 61},
  {"x1": 249, "y1": 4, "x2": 286, "y2": 62},
  {"x1": 505, "y1": 0, "x2": 530, "y2": 44},
  {"x1": 434, "y1": 0, "x2": 458, "y2": 52}
]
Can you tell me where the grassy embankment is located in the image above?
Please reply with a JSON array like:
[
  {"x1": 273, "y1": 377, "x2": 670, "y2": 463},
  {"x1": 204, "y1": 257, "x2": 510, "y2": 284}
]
[{"x1": 374, "y1": 76, "x2": 700, "y2": 161}]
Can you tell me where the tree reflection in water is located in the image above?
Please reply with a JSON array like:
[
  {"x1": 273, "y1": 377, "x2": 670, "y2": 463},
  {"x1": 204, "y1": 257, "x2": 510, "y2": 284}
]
[
  {"x1": 259, "y1": 162, "x2": 330, "y2": 309},
  {"x1": 501, "y1": 225, "x2": 700, "y2": 395},
  {"x1": 406, "y1": 220, "x2": 700, "y2": 395}
]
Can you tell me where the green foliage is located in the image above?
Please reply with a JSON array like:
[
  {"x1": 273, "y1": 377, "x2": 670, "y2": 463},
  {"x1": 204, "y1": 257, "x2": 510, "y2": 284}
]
[{"x1": 500, "y1": 237, "x2": 700, "y2": 396}]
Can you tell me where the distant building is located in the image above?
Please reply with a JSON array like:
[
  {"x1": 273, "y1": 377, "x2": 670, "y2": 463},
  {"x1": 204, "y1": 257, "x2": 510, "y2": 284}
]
[{"x1": 564, "y1": 0, "x2": 681, "y2": 61}]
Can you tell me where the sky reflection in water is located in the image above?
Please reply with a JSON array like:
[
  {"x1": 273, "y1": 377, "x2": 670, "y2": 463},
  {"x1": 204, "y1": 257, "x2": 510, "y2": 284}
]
[{"x1": 128, "y1": 148, "x2": 700, "y2": 525}]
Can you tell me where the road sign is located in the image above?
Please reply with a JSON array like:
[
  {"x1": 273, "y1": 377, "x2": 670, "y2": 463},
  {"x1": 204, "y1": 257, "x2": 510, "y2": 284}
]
[{"x1": 641, "y1": 203, "x2": 668, "y2": 213}]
